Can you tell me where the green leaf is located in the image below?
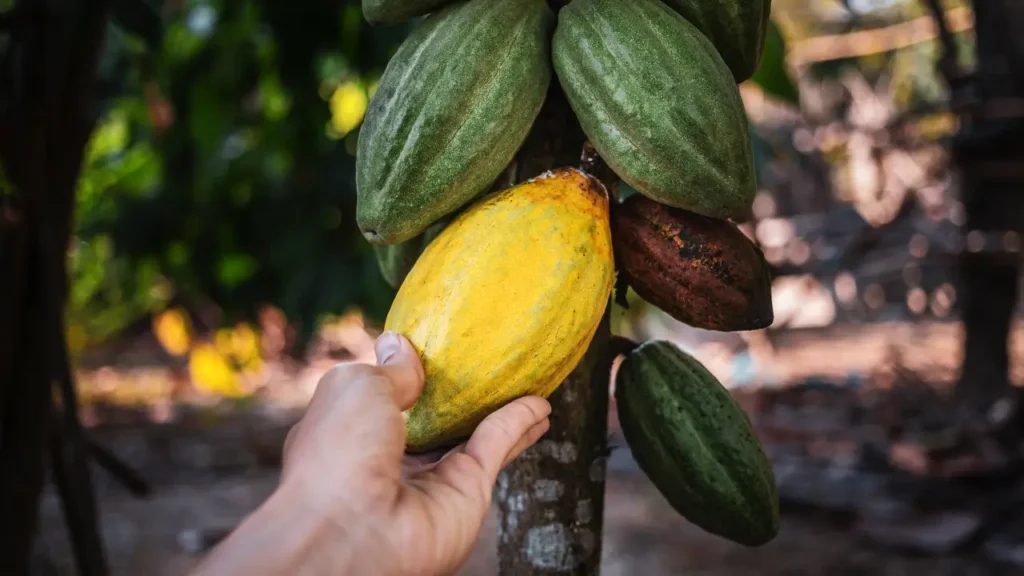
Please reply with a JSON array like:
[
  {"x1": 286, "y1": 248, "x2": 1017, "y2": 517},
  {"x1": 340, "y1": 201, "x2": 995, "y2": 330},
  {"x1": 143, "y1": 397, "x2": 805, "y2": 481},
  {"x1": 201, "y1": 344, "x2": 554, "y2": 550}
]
[
  {"x1": 217, "y1": 254, "x2": 259, "y2": 289},
  {"x1": 110, "y1": 0, "x2": 163, "y2": 52},
  {"x1": 749, "y1": 19, "x2": 799, "y2": 106}
]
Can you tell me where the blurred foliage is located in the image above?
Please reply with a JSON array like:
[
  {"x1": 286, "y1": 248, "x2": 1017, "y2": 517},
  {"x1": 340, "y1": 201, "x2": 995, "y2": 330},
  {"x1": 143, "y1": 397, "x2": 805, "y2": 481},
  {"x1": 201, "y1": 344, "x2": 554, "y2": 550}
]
[
  {"x1": 152, "y1": 306, "x2": 193, "y2": 356},
  {"x1": 68, "y1": 0, "x2": 412, "y2": 350},
  {"x1": 750, "y1": 20, "x2": 800, "y2": 105},
  {"x1": 188, "y1": 321, "x2": 263, "y2": 397},
  {"x1": 72, "y1": 3, "x2": 804, "y2": 356},
  {"x1": 64, "y1": 0, "x2": 974, "y2": 357},
  {"x1": 774, "y1": 0, "x2": 975, "y2": 104}
]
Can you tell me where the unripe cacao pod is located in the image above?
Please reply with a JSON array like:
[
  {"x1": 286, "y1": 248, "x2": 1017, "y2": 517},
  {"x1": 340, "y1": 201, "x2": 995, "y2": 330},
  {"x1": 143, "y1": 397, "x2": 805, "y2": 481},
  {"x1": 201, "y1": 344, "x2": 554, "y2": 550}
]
[
  {"x1": 373, "y1": 217, "x2": 449, "y2": 289},
  {"x1": 357, "y1": 0, "x2": 554, "y2": 245},
  {"x1": 616, "y1": 340, "x2": 780, "y2": 546},
  {"x1": 552, "y1": 0, "x2": 756, "y2": 219},
  {"x1": 612, "y1": 194, "x2": 773, "y2": 332},
  {"x1": 661, "y1": 0, "x2": 772, "y2": 83},
  {"x1": 362, "y1": 0, "x2": 453, "y2": 26},
  {"x1": 387, "y1": 168, "x2": 614, "y2": 452}
]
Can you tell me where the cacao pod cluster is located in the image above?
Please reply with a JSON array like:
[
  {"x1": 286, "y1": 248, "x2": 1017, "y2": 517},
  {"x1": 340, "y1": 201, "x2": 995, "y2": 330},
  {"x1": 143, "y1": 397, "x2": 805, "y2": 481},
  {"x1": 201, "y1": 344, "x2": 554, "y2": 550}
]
[{"x1": 356, "y1": 0, "x2": 778, "y2": 546}]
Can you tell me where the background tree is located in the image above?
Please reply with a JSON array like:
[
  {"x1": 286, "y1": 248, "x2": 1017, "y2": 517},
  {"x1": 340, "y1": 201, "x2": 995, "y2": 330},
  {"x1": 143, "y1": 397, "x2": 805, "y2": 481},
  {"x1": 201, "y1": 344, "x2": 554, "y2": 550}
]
[
  {"x1": 938, "y1": 0, "x2": 1024, "y2": 424},
  {"x1": 0, "y1": 0, "x2": 408, "y2": 571}
]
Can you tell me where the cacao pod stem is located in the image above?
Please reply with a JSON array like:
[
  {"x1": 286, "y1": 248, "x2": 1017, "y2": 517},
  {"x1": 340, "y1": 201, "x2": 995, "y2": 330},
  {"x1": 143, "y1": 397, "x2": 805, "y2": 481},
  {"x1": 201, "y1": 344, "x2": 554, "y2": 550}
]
[
  {"x1": 580, "y1": 140, "x2": 619, "y2": 199},
  {"x1": 608, "y1": 335, "x2": 640, "y2": 359},
  {"x1": 614, "y1": 271, "x2": 630, "y2": 309}
]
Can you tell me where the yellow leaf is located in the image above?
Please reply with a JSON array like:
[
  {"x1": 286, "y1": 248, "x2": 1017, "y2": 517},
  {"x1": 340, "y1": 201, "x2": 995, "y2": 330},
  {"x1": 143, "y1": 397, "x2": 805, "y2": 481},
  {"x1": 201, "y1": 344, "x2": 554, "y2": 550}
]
[
  {"x1": 188, "y1": 343, "x2": 247, "y2": 398},
  {"x1": 329, "y1": 81, "x2": 368, "y2": 137},
  {"x1": 153, "y1": 307, "x2": 192, "y2": 357},
  {"x1": 229, "y1": 322, "x2": 261, "y2": 364},
  {"x1": 214, "y1": 328, "x2": 235, "y2": 357}
]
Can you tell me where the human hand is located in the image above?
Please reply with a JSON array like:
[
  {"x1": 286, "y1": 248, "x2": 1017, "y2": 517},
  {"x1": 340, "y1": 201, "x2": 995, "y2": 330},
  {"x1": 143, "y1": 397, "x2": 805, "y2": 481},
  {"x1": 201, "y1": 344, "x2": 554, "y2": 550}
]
[{"x1": 191, "y1": 331, "x2": 552, "y2": 576}]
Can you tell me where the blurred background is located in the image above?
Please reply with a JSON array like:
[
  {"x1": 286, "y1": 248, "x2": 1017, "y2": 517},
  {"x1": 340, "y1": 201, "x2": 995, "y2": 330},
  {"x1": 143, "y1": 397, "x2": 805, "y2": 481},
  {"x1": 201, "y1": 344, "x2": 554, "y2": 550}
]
[{"x1": 3, "y1": 0, "x2": 1024, "y2": 574}]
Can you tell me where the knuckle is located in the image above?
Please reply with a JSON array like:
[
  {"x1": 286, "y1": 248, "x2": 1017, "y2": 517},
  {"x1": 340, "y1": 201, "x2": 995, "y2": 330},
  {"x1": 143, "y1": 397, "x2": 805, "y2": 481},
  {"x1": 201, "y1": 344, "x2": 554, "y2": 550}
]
[
  {"x1": 322, "y1": 364, "x2": 393, "y2": 398},
  {"x1": 484, "y1": 413, "x2": 519, "y2": 445},
  {"x1": 508, "y1": 400, "x2": 537, "y2": 424},
  {"x1": 324, "y1": 362, "x2": 379, "y2": 383},
  {"x1": 517, "y1": 398, "x2": 544, "y2": 422}
]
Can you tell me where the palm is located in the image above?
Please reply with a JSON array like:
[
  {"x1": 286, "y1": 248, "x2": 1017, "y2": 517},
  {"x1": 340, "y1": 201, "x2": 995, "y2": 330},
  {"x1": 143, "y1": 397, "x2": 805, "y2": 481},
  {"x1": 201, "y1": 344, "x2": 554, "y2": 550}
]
[{"x1": 387, "y1": 400, "x2": 551, "y2": 576}]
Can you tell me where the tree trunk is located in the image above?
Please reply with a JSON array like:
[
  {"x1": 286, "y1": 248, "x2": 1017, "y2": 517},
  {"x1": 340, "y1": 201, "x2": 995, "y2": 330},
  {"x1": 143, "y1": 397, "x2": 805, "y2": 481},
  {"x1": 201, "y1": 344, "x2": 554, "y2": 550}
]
[
  {"x1": 494, "y1": 54, "x2": 616, "y2": 575},
  {"x1": 0, "y1": 1, "x2": 110, "y2": 572},
  {"x1": 949, "y1": 0, "x2": 1024, "y2": 412}
]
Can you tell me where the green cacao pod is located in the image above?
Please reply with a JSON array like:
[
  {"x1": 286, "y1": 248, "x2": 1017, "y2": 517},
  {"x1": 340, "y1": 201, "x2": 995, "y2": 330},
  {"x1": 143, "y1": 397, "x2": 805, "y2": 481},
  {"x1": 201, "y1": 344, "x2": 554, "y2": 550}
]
[
  {"x1": 612, "y1": 194, "x2": 773, "y2": 332},
  {"x1": 661, "y1": 0, "x2": 771, "y2": 83},
  {"x1": 362, "y1": 0, "x2": 452, "y2": 26},
  {"x1": 356, "y1": 0, "x2": 553, "y2": 245},
  {"x1": 373, "y1": 217, "x2": 449, "y2": 289},
  {"x1": 616, "y1": 340, "x2": 780, "y2": 546},
  {"x1": 374, "y1": 162, "x2": 517, "y2": 288},
  {"x1": 552, "y1": 0, "x2": 756, "y2": 220}
]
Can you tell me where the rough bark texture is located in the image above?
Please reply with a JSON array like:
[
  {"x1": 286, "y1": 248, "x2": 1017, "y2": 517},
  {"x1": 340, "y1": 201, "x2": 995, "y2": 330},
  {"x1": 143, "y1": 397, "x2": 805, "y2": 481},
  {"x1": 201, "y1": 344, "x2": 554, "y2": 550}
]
[
  {"x1": 0, "y1": 1, "x2": 110, "y2": 572},
  {"x1": 494, "y1": 58, "x2": 615, "y2": 573},
  {"x1": 496, "y1": 316, "x2": 612, "y2": 576},
  {"x1": 947, "y1": 0, "x2": 1024, "y2": 412}
]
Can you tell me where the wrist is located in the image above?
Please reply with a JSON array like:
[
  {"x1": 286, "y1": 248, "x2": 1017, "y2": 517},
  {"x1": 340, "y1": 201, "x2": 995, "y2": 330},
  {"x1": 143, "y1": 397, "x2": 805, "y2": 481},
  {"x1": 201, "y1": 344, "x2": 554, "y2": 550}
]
[
  {"x1": 272, "y1": 474, "x2": 401, "y2": 575},
  {"x1": 265, "y1": 479, "x2": 361, "y2": 572},
  {"x1": 191, "y1": 479, "x2": 361, "y2": 575}
]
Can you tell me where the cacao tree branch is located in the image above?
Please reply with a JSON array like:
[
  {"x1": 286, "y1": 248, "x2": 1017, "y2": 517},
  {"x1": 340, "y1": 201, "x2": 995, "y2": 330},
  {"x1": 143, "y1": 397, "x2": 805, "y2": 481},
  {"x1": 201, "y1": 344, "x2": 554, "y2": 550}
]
[
  {"x1": 496, "y1": 76, "x2": 617, "y2": 575},
  {"x1": 84, "y1": 435, "x2": 152, "y2": 498},
  {"x1": 51, "y1": 324, "x2": 109, "y2": 575},
  {"x1": 788, "y1": 7, "x2": 973, "y2": 66}
]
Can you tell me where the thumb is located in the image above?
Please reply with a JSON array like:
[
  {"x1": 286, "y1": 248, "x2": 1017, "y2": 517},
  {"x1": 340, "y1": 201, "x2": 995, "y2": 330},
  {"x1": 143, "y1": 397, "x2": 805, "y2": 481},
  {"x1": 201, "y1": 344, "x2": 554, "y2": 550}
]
[
  {"x1": 375, "y1": 331, "x2": 425, "y2": 411},
  {"x1": 460, "y1": 397, "x2": 552, "y2": 483}
]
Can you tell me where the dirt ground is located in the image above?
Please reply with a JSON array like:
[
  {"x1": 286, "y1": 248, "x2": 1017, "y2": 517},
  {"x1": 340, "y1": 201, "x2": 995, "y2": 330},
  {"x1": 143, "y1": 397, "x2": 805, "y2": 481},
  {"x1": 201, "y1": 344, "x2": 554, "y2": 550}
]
[
  {"x1": 32, "y1": 415, "x2": 1014, "y2": 576},
  {"x1": 33, "y1": 318, "x2": 1024, "y2": 575}
]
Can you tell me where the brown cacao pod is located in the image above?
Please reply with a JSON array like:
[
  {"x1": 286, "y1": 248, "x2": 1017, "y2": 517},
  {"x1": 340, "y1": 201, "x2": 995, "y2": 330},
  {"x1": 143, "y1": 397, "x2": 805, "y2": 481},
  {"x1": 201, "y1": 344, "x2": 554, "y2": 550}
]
[{"x1": 612, "y1": 194, "x2": 773, "y2": 332}]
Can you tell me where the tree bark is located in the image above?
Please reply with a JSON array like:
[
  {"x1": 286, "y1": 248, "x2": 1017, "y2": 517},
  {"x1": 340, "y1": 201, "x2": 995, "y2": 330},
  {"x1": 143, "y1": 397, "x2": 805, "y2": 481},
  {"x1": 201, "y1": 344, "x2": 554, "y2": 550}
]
[
  {"x1": 0, "y1": 0, "x2": 110, "y2": 572},
  {"x1": 494, "y1": 61, "x2": 615, "y2": 575},
  {"x1": 949, "y1": 0, "x2": 1024, "y2": 412}
]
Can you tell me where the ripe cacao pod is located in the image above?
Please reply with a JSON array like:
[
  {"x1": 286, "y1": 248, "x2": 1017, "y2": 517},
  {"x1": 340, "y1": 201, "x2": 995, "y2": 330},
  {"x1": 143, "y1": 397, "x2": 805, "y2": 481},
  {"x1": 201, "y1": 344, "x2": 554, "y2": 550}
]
[
  {"x1": 362, "y1": 0, "x2": 453, "y2": 26},
  {"x1": 356, "y1": 0, "x2": 553, "y2": 245},
  {"x1": 552, "y1": 0, "x2": 756, "y2": 220},
  {"x1": 387, "y1": 168, "x2": 614, "y2": 452},
  {"x1": 615, "y1": 340, "x2": 780, "y2": 546},
  {"x1": 373, "y1": 217, "x2": 448, "y2": 289},
  {"x1": 661, "y1": 0, "x2": 771, "y2": 83},
  {"x1": 612, "y1": 194, "x2": 773, "y2": 332}
]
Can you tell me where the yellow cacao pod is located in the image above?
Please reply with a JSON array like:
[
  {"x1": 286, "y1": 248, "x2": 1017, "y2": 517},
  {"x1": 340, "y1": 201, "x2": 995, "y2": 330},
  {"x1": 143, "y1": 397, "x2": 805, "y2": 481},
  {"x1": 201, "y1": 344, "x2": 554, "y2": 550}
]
[{"x1": 385, "y1": 168, "x2": 615, "y2": 452}]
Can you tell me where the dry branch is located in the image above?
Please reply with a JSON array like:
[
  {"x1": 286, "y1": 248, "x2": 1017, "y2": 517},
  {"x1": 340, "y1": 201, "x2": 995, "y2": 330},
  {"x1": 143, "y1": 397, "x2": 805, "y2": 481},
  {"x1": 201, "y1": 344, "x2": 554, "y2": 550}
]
[{"x1": 788, "y1": 7, "x2": 974, "y2": 66}]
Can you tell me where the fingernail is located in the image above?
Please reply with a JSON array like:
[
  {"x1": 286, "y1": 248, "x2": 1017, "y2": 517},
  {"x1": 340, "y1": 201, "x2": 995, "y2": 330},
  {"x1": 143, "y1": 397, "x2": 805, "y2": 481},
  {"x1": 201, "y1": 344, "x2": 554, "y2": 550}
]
[{"x1": 376, "y1": 331, "x2": 401, "y2": 366}]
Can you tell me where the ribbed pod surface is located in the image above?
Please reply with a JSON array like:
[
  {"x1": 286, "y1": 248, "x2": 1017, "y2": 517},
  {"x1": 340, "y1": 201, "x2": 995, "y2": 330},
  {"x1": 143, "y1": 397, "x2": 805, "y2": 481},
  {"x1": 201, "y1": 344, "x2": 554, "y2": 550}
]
[
  {"x1": 661, "y1": 0, "x2": 772, "y2": 82},
  {"x1": 616, "y1": 341, "x2": 780, "y2": 546},
  {"x1": 357, "y1": 0, "x2": 553, "y2": 245},
  {"x1": 387, "y1": 169, "x2": 614, "y2": 452},
  {"x1": 552, "y1": 0, "x2": 756, "y2": 219}
]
